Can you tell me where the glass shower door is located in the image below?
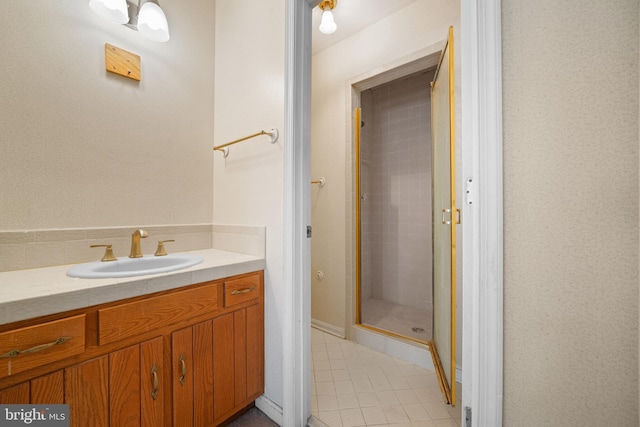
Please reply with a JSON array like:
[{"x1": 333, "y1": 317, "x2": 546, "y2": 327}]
[{"x1": 431, "y1": 26, "x2": 457, "y2": 406}]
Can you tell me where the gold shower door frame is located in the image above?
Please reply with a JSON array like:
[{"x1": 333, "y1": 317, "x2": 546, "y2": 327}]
[
  {"x1": 353, "y1": 28, "x2": 456, "y2": 405},
  {"x1": 430, "y1": 26, "x2": 457, "y2": 406}
]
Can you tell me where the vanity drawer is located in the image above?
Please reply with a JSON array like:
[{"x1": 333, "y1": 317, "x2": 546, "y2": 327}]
[
  {"x1": 224, "y1": 273, "x2": 262, "y2": 308},
  {"x1": 0, "y1": 315, "x2": 86, "y2": 379},
  {"x1": 99, "y1": 282, "x2": 219, "y2": 345}
]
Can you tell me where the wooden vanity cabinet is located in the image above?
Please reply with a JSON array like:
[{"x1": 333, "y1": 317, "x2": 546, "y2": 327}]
[{"x1": 0, "y1": 271, "x2": 264, "y2": 427}]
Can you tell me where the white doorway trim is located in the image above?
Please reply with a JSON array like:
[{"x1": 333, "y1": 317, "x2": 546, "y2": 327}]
[
  {"x1": 283, "y1": 0, "x2": 504, "y2": 426},
  {"x1": 460, "y1": 0, "x2": 504, "y2": 425},
  {"x1": 282, "y1": 1, "x2": 314, "y2": 426}
]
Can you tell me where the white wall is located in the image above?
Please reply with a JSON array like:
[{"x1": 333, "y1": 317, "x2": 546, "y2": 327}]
[
  {"x1": 311, "y1": 0, "x2": 460, "y2": 341},
  {"x1": 502, "y1": 0, "x2": 639, "y2": 424},
  {"x1": 0, "y1": 0, "x2": 214, "y2": 230},
  {"x1": 212, "y1": 0, "x2": 286, "y2": 409}
]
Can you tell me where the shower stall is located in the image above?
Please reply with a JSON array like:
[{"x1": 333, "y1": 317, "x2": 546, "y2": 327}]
[{"x1": 357, "y1": 69, "x2": 436, "y2": 343}]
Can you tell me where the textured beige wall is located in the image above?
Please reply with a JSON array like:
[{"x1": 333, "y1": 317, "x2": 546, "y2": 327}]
[
  {"x1": 212, "y1": 0, "x2": 285, "y2": 408},
  {"x1": 0, "y1": 0, "x2": 214, "y2": 231},
  {"x1": 311, "y1": 0, "x2": 460, "y2": 335},
  {"x1": 502, "y1": 0, "x2": 639, "y2": 425}
]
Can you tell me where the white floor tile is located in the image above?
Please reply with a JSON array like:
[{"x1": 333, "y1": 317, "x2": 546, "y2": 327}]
[
  {"x1": 338, "y1": 393, "x2": 361, "y2": 410},
  {"x1": 422, "y1": 402, "x2": 451, "y2": 420},
  {"x1": 333, "y1": 369, "x2": 351, "y2": 381},
  {"x1": 317, "y1": 382, "x2": 337, "y2": 396},
  {"x1": 361, "y1": 406, "x2": 387, "y2": 425},
  {"x1": 395, "y1": 389, "x2": 419, "y2": 405},
  {"x1": 335, "y1": 380, "x2": 356, "y2": 395},
  {"x1": 319, "y1": 410, "x2": 343, "y2": 427},
  {"x1": 340, "y1": 408, "x2": 365, "y2": 427},
  {"x1": 312, "y1": 329, "x2": 459, "y2": 427},
  {"x1": 375, "y1": 390, "x2": 400, "y2": 406},
  {"x1": 433, "y1": 419, "x2": 460, "y2": 427},
  {"x1": 353, "y1": 378, "x2": 374, "y2": 393},
  {"x1": 315, "y1": 360, "x2": 332, "y2": 371},
  {"x1": 316, "y1": 370, "x2": 333, "y2": 383},
  {"x1": 381, "y1": 406, "x2": 409, "y2": 424},
  {"x1": 318, "y1": 394, "x2": 340, "y2": 411},
  {"x1": 402, "y1": 403, "x2": 431, "y2": 422},
  {"x1": 356, "y1": 391, "x2": 379, "y2": 408}
]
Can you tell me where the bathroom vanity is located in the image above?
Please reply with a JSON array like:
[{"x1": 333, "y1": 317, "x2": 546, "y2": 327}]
[{"x1": 0, "y1": 249, "x2": 265, "y2": 426}]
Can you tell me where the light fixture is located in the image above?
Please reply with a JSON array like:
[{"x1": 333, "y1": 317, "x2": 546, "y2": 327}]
[
  {"x1": 318, "y1": 0, "x2": 337, "y2": 35},
  {"x1": 136, "y1": 1, "x2": 170, "y2": 42},
  {"x1": 89, "y1": 0, "x2": 170, "y2": 43},
  {"x1": 89, "y1": 0, "x2": 129, "y2": 24}
]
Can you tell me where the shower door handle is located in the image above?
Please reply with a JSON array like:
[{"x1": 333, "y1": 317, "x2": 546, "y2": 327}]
[
  {"x1": 442, "y1": 208, "x2": 452, "y2": 225},
  {"x1": 441, "y1": 208, "x2": 461, "y2": 225}
]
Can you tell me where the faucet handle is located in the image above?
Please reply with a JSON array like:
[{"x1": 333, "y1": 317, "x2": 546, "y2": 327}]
[
  {"x1": 90, "y1": 244, "x2": 117, "y2": 262},
  {"x1": 154, "y1": 240, "x2": 175, "y2": 256}
]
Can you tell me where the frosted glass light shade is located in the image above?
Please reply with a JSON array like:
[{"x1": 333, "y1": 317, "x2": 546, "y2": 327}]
[
  {"x1": 137, "y1": 2, "x2": 170, "y2": 42},
  {"x1": 319, "y1": 10, "x2": 337, "y2": 34},
  {"x1": 89, "y1": 0, "x2": 129, "y2": 24}
]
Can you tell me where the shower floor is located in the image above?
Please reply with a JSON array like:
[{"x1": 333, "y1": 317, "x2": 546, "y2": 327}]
[{"x1": 361, "y1": 298, "x2": 432, "y2": 342}]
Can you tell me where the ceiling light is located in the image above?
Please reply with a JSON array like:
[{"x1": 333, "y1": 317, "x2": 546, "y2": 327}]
[
  {"x1": 318, "y1": 0, "x2": 337, "y2": 35},
  {"x1": 90, "y1": 0, "x2": 170, "y2": 43}
]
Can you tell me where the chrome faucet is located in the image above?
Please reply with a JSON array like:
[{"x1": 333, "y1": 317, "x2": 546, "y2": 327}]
[{"x1": 129, "y1": 229, "x2": 148, "y2": 258}]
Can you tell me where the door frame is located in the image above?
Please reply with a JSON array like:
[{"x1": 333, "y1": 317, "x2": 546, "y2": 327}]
[{"x1": 283, "y1": 0, "x2": 504, "y2": 425}]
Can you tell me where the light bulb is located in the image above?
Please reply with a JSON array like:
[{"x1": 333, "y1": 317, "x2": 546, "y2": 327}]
[
  {"x1": 137, "y1": 2, "x2": 170, "y2": 42},
  {"x1": 319, "y1": 10, "x2": 337, "y2": 34},
  {"x1": 89, "y1": 0, "x2": 129, "y2": 25}
]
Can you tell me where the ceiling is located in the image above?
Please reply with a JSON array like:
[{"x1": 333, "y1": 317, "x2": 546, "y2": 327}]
[{"x1": 311, "y1": 0, "x2": 420, "y2": 54}]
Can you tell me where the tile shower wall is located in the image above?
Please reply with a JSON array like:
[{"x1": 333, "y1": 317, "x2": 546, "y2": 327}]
[{"x1": 361, "y1": 71, "x2": 435, "y2": 311}]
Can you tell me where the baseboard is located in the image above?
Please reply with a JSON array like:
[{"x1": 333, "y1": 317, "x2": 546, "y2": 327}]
[
  {"x1": 311, "y1": 318, "x2": 345, "y2": 338},
  {"x1": 255, "y1": 395, "x2": 283, "y2": 426}
]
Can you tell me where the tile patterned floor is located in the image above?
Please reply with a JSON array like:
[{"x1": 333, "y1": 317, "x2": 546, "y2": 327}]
[{"x1": 311, "y1": 328, "x2": 462, "y2": 427}]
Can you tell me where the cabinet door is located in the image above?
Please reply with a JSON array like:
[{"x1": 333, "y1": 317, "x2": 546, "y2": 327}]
[
  {"x1": 245, "y1": 303, "x2": 264, "y2": 399},
  {"x1": 0, "y1": 382, "x2": 29, "y2": 403},
  {"x1": 110, "y1": 344, "x2": 141, "y2": 426},
  {"x1": 65, "y1": 356, "x2": 109, "y2": 427},
  {"x1": 0, "y1": 371, "x2": 65, "y2": 405},
  {"x1": 109, "y1": 337, "x2": 164, "y2": 427},
  {"x1": 172, "y1": 327, "x2": 193, "y2": 426},
  {"x1": 213, "y1": 304, "x2": 264, "y2": 423},
  {"x1": 213, "y1": 313, "x2": 234, "y2": 420},
  {"x1": 140, "y1": 337, "x2": 164, "y2": 427},
  {"x1": 172, "y1": 322, "x2": 215, "y2": 426},
  {"x1": 193, "y1": 321, "x2": 214, "y2": 426},
  {"x1": 32, "y1": 371, "x2": 64, "y2": 404}
]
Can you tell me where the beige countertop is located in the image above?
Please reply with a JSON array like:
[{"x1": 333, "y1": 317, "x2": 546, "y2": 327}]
[{"x1": 0, "y1": 248, "x2": 265, "y2": 325}]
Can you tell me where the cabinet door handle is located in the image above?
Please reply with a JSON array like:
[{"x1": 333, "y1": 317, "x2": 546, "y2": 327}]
[
  {"x1": 0, "y1": 336, "x2": 72, "y2": 359},
  {"x1": 151, "y1": 364, "x2": 159, "y2": 400},
  {"x1": 231, "y1": 286, "x2": 256, "y2": 295},
  {"x1": 178, "y1": 353, "x2": 186, "y2": 385}
]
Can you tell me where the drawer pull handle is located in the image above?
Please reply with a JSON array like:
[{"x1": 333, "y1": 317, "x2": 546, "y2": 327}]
[
  {"x1": 231, "y1": 286, "x2": 256, "y2": 295},
  {"x1": 151, "y1": 364, "x2": 159, "y2": 400},
  {"x1": 0, "y1": 336, "x2": 72, "y2": 359},
  {"x1": 178, "y1": 353, "x2": 186, "y2": 385}
]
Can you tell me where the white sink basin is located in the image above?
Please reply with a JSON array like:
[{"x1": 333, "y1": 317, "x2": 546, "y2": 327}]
[{"x1": 67, "y1": 254, "x2": 203, "y2": 279}]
